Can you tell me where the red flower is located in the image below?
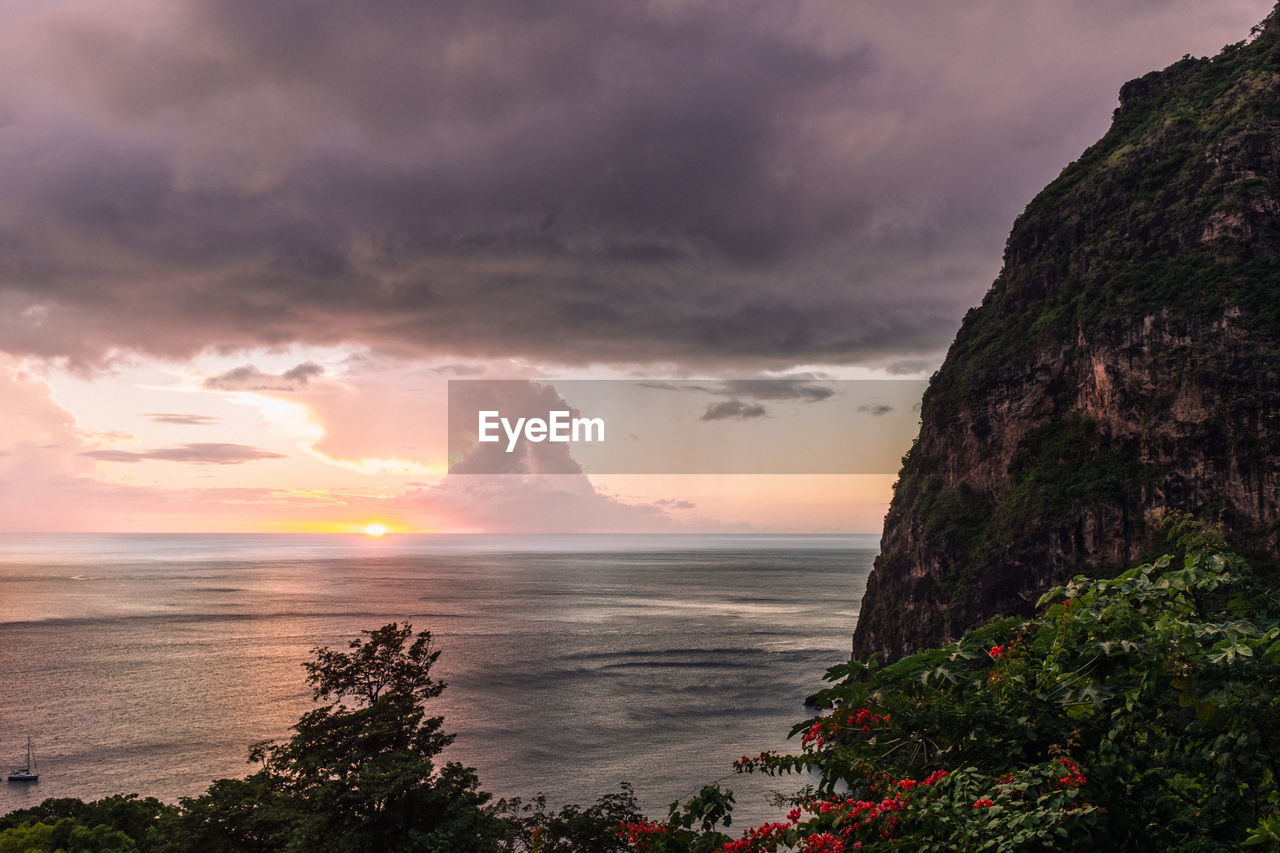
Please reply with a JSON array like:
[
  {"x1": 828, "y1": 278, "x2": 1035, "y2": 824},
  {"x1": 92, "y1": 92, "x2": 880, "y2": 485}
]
[
  {"x1": 921, "y1": 769, "x2": 949, "y2": 786},
  {"x1": 721, "y1": 821, "x2": 793, "y2": 853},
  {"x1": 617, "y1": 820, "x2": 667, "y2": 851},
  {"x1": 799, "y1": 832, "x2": 845, "y2": 853},
  {"x1": 972, "y1": 798, "x2": 994, "y2": 808},
  {"x1": 1056, "y1": 757, "x2": 1087, "y2": 787},
  {"x1": 733, "y1": 750, "x2": 780, "y2": 773}
]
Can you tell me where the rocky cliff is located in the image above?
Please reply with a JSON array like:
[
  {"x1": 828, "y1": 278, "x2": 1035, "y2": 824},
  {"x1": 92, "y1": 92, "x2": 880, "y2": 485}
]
[{"x1": 853, "y1": 8, "x2": 1280, "y2": 662}]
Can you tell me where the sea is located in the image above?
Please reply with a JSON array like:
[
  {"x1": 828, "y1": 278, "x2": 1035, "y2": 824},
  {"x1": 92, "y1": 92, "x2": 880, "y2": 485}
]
[{"x1": 0, "y1": 533, "x2": 875, "y2": 826}]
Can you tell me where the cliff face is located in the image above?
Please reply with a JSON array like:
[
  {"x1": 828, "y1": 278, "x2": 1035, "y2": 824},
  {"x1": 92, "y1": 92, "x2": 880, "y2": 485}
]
[{"x1": 853, "y1": 9, "x2": 1280, "y2": 662}]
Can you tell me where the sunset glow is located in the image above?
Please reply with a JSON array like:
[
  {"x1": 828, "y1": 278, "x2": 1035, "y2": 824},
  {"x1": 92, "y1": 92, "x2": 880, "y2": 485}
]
[
  {"x1": 0, "y1": 2, "x2": 1264, "y2": 535},
  {"x1": 363, "y1": 524, "x2": 389, "y2": 538}
]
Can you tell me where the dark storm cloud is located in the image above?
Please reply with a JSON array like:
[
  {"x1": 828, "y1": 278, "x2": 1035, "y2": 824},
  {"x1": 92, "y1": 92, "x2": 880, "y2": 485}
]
[
  {"x1": 145, "y1": 413, "x2": 221, "y2": 425},
  {"x1": 0, "y1": 1, "x2": 1271, "y2": 368},
  {"x1": 204, "y1": 362, "x2": 324, "y2": 391},
  {"x1": 82, "y1": 443, "x2": 287, "y2": 464},
  {"x1": 701, "y1": 400, "x2": 767, "y2": 421}
]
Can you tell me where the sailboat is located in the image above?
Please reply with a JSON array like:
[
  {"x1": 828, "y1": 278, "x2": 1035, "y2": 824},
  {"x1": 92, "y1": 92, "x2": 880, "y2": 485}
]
[{"x1": 8, "y1": 737, "x2": 37, "y2": 782}]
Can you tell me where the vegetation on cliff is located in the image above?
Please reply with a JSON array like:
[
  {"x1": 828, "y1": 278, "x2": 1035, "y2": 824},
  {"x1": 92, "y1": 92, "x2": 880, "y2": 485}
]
[{"x1": 854, "y1": 5, "x2": 1280, "y2": 662}]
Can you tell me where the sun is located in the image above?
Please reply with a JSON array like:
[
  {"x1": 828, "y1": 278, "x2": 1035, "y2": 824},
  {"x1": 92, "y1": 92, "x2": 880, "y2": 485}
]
[{"x1": 362, "y1": 523, "x2": 389, "y2": 538}]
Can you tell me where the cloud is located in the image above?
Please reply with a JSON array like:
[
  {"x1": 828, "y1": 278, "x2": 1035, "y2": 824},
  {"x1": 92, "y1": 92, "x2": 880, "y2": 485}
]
[
  {"x1": 640, "y1": 378, "x2": 835, "y2": 420},
  {"x1": 394, "y1": 474, "x2": 681, "y2": 533},
  {"x1": 0, "y1": 354, "x2": 687, "y2": 531},
  {"x1": 0, "y1": 355, "x2": 99, "y2": 482},
  {"x1": 81, "y1": 442, "x2": 287, "y2": 464},
  {"x1": 414, "y1": 377, "x2": 700, "y2": 530},
  {"x1": 402, "y1": 377, "x2": 693, "y2": 530},
  {"x1": 885, "y1": 359, "x2": 938, "y2": 376},
  {"x1": 701, "y1": 400, "x2": 768, "y2": 421},
  {"x1": 0, "y1": 2, "x2": 1268, "y2": 369},
  {"x1": 639, "y1": 378, "x2": 835, "y2": 402},
  {"x1": 204, "y1": 362, "x2": 324, "y2": 391},
  {"x1": 447, "y1": 379, "x2": 586, "y2": 474},
  {"x1": 718, "y1": 379, "x2": 834, "y2": 402},
  {"x1": 146, "y1": 412, "x2": 220, "y2": 425},
  {"x1": 858, "y1": 404, "x2": 894, "y2": 416},
  {"x1": 431, "y1": 363, "x2": 487, "y2": 376}
]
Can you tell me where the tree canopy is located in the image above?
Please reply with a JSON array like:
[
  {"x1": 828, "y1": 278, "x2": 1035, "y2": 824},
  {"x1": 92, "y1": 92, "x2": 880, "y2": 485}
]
[{"x1": 156, "y1": 623, "x2": 503, "y2": 853}]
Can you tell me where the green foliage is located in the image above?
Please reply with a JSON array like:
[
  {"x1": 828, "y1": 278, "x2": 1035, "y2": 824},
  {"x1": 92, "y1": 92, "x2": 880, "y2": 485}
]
[
  {"x1": 883, "y1": 416, "x2": 1158, "y2": 632},
  {"x1": 0, "y1": 817, "x2": 139, "y2": 852},
  {"x1": 921, "y1": 14, "x2": 1280, "y2": 425},
  {"x1": 634, "y1": 521, "x2": 1280, "y2": 851},
  {"x1": 616, "y1": 785, "x2": 736, "y2": 853},
  {"x1": 907, "y1": 475, "x2": 992, "y2": 556},
  {"x1": 496, "y1": 785, "x2": 646, "y2": 853},
  {"x1": 304, "y1": 622, "x2": 446, "y2": 705},
  {"x1": 0, "y1": 796, "x2": 171, "y2": 852},
  {"x1": 154, "y1": 622, "x2": 505, "y2": 853},
  {"x1": 988, "y1": 417, "x2": 1150, "y2": 549}
]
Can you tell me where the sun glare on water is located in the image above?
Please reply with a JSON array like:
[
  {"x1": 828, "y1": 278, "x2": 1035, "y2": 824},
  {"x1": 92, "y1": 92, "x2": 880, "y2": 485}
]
[{"x1": 363, "y1": 524, "x2": 389, "y2": 538}]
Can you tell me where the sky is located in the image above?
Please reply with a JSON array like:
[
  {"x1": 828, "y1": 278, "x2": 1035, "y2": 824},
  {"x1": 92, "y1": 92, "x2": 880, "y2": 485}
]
[{"x1": 0, "y1": 0, "x2": 1272, "y2": 533}]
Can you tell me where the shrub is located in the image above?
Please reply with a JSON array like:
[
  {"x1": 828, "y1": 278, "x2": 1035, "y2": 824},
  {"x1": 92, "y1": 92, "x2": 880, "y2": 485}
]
[{"x1": 639, "y1": 520, "x2": 1280, "y2": 851}]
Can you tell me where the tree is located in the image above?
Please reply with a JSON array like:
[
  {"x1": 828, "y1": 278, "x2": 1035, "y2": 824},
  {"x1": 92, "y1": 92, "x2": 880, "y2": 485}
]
[
  {"x1": 0, "y1": 795, "x2": 172, "y2": 852},
  {"x1": 304, "y1": 623, "x2": 446, "y2": 705},
  {"x1": 158, "y1": 622, "x2": 504, "y2": 852},
  {"x1": 496, "y1": 784, "x2": 647, "y2": 853},
  {"x1": 0, "y1": 818, "x2": 138, "y2": 853}
]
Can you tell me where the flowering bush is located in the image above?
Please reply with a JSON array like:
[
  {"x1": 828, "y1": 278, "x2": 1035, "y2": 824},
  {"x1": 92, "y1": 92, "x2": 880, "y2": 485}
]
[{"x1": 623, "y1": 519, "x2": 1280, "y2": 851}]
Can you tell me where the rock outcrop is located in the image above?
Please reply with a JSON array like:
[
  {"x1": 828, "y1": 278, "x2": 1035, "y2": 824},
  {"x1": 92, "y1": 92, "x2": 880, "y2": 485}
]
[{"x1": 853, "y1": 8, "x2": 1280, "y2": 662}]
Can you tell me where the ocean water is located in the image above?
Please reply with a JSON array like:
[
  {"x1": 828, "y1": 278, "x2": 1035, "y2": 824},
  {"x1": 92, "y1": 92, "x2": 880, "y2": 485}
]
[{"x1": 0, "y1": 533, "x2": 875, "y2": 825}]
